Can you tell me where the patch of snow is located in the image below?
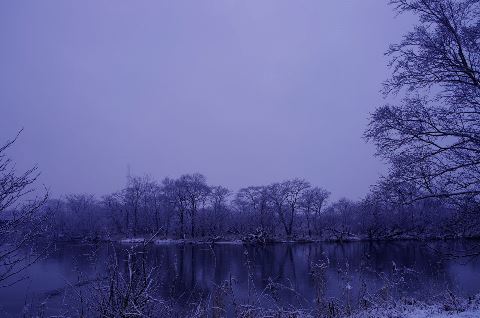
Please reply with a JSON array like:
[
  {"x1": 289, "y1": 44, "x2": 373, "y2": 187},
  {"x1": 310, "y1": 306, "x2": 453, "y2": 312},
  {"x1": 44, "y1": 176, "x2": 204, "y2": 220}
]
[
  {"x1": 154, "y1": 239, "x2": 183, "y2": 245},
  {"x1": 352, "y1": 299, "x2": 480, "y2": 318},
  {"x1": 215, "y1": 240, "x2": 244, "y2": 245},
  {"x1": 119, "y1": 238, "x2": 145, "y2": 244}
]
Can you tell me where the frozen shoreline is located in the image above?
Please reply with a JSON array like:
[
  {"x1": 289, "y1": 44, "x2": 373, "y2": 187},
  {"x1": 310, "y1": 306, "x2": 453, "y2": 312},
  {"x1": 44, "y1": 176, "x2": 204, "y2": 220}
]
[
  {"x1": 352, "y1": 298, "x2": 480, "y2": 318},
  {"x1": 119, "y1": 237, "x2": 245, "y2": 245},
  {"x1": 115, "y1": 236, "x2": 480, "y2": 246}
]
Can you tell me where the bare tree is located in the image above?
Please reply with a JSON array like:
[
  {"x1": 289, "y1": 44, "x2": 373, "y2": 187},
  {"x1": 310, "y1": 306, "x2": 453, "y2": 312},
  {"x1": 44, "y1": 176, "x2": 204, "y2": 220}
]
[
  {"x1": 267, "y1": 179, "x2": 310, "y2": 237},
  {"x1": 235, "y1": 186, "x2": 270, "y2": 233},
  {"x1": 124, "y1": 175, "x2": 153, "y2": 237},
  {"x1": 162, "y1": 177, "x2": 188, "y2": 238},
  {"x1": 177, "y1": 174, "x2": 210, "y2": 238},
  {"x1": 208, "y1": 185, "x2": 231, "y2": 236},
  {"x1": 103, "y1": 191, "x2": 127, "y2": 236},
  {"x1": 324, "y1": 198, "x2": 358, "y2": 241},
  {"x1": 92, "y1": 241, "x2": 167, "y2": 317},
  {"x1": 300, "y1": 187, "x2": 330, "y2": 237},
  {"x1": 0, "y1": 131, "x2": 47, "y2": 286},
  {"x1": 365, "y1": 0, "x2": 480, "y2": 206},
  {"x1": 65, "y1": 193, "x2": 99, "y2": 239},
  {"x1": 143, "y1": 180, "x2": 164, "y2": 234}
]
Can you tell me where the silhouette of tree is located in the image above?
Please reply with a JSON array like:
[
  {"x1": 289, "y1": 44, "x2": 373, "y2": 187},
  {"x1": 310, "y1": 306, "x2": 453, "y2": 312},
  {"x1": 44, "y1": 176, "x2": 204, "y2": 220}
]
[
  {"x1": 0, "y1": 130, "x2": 47, "y2": 285},
  {"x1": 366, "y1": 0, "x2": 480, "y2": 206}
]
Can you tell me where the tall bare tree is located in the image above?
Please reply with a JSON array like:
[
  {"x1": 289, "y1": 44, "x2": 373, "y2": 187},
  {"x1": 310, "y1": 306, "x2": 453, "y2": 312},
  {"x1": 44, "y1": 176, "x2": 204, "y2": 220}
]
[
  {"x1": 300, "y1": 187, "x2": 330, "y2": 237},
  {"x1": 366, "y1": 0, "x2": 480, "y2": 206},
  {"x1": 102, "y1": 191, "x2": 127, "y2": 236},
  {"x1": 162, "y1": 177, "x2": 188, "y2": 238},
  {"x1": 124, "y1": 176, "x2": 146, "y2": 237},
  {"x1": 65, "y1": 193, "x2": 98, "y2": 238},
  {"x1": 235, "y1": 186, "x2": 270, "y2": 232},
  {"x1": 178, "y1": 173, "x2": 210, "y2": 238},
  {"x1": 267, "y1": 179, "x2": 310, "y2": 237},
  {"x1": 0, "y1": 131, "x2": 47, "y2": 286},
  {"x1": 208, "y1": 185, "x2": 231, "y2": 235}
]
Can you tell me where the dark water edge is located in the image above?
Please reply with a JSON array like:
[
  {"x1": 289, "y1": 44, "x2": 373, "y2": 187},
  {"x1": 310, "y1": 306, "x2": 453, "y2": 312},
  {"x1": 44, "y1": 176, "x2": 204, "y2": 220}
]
[
  {"x1": 45, "y1": 234, "x2": 480, "y2": 245},
  {"x1": 0, "y1": 240, "x2": 479, "y2": 316}
]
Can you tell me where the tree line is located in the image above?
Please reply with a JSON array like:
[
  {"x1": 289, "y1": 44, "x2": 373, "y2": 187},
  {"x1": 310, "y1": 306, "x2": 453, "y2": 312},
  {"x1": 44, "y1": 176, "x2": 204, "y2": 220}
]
[{"x1": 41, "y1": 172, "x2": 478, "y2": 243}]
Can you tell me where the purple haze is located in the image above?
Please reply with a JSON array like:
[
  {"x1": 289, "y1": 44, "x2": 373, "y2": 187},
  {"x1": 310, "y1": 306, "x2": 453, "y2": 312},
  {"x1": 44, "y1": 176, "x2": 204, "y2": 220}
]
[{"x1": 0, "y1": 1, "x2": 413, "y2": 199}]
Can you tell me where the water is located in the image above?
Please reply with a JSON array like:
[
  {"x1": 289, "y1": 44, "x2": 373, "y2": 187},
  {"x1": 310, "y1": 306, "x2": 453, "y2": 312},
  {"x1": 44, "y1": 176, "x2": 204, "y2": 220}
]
[{"x1": 1, "y1": 240, "x2": 480, "y2": 316}]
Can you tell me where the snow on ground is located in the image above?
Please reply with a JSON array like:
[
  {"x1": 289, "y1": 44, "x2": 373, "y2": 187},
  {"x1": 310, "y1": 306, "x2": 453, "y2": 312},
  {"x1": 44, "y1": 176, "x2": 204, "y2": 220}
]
[
  {"x1": 119, "y1": 238, "x2": 145, "y2": 243},
  {"x1": 214, "y1": 239, "x2": 244, "y2": 245},
  {"x1": 154, "y1": 239, "x2": 181, "y2": 245},
  {"x1": 354, "y1": 307, "x2": 480, "y2": 318},
  {"x1": 353, "y1": 298, "x2": 480, "y2": 318},
  {"x1": 153, "y1": 239, "x2": 244, "y2": 245},
  {"x1": 409, "y1": 308, "x2": 480, "y2": 318},
  {"x1": 120, "y1": 237, "x2": 246, "y2": 245}
]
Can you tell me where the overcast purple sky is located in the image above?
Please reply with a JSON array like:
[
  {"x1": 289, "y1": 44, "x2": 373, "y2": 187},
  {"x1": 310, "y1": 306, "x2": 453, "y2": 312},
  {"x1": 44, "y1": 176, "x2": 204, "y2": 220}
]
[{"x1": 0, "y1": 1, "x2": 413, "y2": 200}]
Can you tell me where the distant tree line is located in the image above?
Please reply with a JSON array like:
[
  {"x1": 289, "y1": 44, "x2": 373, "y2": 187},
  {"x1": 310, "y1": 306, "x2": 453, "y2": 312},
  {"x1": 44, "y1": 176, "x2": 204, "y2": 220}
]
[{"x1": 40, "y1": 172, "x2": 478, "y2": 243}]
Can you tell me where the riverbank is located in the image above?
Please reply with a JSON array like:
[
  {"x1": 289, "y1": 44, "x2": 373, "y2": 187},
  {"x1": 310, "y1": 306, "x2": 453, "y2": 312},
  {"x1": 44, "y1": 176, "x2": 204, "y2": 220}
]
[
  {"x1": 114, "y1": 235, "x2": 480, "y2": 246},
  {"x1": 45, "y1": 233, "x2": 480, "y2": 246},
  {"x1": 352, "y1": 295, "x2": 480, "y2": 318},
  {"x1": 242, "y1": 295, "x2": 480, "y2": 318}
]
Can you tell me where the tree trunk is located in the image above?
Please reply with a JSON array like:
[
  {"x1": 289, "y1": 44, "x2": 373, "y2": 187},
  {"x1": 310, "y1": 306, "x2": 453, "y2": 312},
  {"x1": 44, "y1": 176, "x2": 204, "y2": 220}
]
[{"x1": 191, "y1": 210, "x2": 195, "y2": 238}]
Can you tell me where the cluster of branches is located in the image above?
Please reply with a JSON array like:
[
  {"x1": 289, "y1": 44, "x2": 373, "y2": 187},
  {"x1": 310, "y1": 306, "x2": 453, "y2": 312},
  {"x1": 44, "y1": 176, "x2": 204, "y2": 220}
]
[
  {"x1": 365, "y1": 0, "x2": 480, "y2": 209},
  {"x1": 0, "y1": 131, "x2": 48, "y2": 286}
]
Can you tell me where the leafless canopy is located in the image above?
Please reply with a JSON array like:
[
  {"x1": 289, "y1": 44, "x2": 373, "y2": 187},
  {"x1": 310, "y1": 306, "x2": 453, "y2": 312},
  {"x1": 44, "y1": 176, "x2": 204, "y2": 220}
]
[
  {"x1": 0, "y1": 130, "x2": 48, "y2": 286},
  {"x1": 366, "y1": 0, "x2": 480, "y2": 206}
]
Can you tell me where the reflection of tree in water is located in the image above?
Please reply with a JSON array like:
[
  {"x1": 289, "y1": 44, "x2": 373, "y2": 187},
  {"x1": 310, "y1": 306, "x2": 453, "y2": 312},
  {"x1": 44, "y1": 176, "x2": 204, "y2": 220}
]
[{"x1": 38, "y1": 241, "x2": 480, "y2": 313}]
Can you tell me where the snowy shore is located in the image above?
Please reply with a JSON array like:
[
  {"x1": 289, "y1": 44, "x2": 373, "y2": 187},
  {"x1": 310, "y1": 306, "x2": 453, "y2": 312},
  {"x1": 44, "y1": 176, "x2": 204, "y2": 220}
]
[
  {"x1": 116, "y1": 236, "x2": 479, "y2": 246},
  {"x1": 352, "y1": 297, "x2": 480, "y2": 318}
]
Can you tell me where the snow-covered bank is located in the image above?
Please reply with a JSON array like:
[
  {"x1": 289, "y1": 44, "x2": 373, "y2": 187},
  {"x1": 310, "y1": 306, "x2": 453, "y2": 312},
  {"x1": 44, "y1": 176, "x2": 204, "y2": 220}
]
[
  {"x1": 117, "y1": 236, "x2": 480, "y2": 246},
  {"x1": 354, "y1": 306, "x2": 480, "y2": 318},
  {"x1": 119, "y1": 238, "x2": 146, "y2": 244},
  {"x1": 119, "y1": 237, "x2": 244, "y2": 245},
  {"x1": 352, "y1": 296, "x2": 480, "y2": 318}
]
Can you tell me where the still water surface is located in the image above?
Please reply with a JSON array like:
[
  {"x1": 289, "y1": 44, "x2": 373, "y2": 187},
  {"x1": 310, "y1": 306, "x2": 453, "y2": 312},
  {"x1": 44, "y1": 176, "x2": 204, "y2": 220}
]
[{"x1": 1, "y1": 241, "x2": 479, "y2": 316}]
